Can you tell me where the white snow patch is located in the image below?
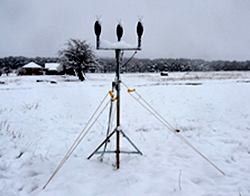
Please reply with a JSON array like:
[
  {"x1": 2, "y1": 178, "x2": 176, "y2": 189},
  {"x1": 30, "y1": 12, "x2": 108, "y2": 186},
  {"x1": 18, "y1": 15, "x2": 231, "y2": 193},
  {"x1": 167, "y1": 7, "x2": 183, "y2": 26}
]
[{"x1": 99, "y1": 39, "x2": 137, "y2": 49}]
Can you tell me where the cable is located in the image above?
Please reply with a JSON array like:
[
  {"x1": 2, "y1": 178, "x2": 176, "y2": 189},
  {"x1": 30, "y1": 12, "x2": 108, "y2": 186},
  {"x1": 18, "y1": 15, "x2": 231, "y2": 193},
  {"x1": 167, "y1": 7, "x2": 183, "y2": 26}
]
[
  {"x1": 43, "y1": 92, "x2": 110, "y2": 189},
  {"x1": 121, "y1": 81, "x2": 225, "y2": 175},
  {"x1": 121, "y1": 51, "x2": 137, "y2": 68}
]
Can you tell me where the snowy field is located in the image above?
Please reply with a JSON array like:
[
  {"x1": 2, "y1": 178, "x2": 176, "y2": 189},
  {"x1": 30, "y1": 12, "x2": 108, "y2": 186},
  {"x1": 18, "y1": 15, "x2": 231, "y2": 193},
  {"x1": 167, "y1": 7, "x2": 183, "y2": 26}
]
[{"x1": 1, "y1": 71, "x2": 250, "y2": 196}]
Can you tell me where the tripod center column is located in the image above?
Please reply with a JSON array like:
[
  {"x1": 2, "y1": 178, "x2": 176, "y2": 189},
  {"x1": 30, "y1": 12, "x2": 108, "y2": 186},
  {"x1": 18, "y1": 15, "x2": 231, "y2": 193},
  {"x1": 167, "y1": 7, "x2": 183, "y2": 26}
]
[{"x1": 115, "y1": 49, "x2": 121, "y2": 169}]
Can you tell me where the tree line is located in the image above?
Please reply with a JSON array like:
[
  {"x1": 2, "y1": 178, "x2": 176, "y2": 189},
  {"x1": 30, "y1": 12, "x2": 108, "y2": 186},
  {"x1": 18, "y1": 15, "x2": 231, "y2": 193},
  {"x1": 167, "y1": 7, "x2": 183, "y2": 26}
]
[
  {"x1": 1, "y1": 39, "x2": 249, "y2": 77},
  {"x1": 103, "y1": 58, "x2": 250, "y2": 73},
  {"x1": 1, "y1": 55, "x2": 250, "y2": 75}
]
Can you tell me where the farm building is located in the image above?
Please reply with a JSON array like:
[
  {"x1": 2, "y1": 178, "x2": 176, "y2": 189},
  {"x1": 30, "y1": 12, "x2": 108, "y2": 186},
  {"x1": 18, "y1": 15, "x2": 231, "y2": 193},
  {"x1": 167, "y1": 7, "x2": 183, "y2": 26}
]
[
  {"x1": 22, "y1": 62, "x2": 43, "y2": 75},
  {"x1": 45, "y1": 63, "x2": 60, "y2": 75}
]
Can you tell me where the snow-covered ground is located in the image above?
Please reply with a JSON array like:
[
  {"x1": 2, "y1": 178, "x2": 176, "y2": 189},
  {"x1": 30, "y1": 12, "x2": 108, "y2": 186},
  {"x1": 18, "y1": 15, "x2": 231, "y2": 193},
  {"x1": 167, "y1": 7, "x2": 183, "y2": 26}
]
[{"x1": 0, "y1": 71, "x2": 250, "y2": 196}]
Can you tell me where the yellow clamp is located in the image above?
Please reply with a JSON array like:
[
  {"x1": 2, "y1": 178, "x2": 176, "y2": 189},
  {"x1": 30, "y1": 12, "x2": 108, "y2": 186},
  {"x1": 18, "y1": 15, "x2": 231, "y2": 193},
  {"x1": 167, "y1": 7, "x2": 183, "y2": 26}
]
[
  {"x1": 109, "y1": 91, "x2": 114, "y2": 98},
  {"x1": 109, "y1": 91, "x2": 117, "y2": 102},
  {"x1": 127, "y1": 89, "x2": 136, "y2": 93}
]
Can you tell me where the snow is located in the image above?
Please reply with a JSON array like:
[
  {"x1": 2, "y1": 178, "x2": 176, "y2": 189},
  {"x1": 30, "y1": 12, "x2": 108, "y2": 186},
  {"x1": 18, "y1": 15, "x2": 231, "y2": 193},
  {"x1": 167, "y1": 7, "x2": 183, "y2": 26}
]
[
  {"x1": 0, "y1": 71, "x2": 250, "y2": 196},
  {"x1": 99, "y1": 39, "x2": 138, "y2": 50}
]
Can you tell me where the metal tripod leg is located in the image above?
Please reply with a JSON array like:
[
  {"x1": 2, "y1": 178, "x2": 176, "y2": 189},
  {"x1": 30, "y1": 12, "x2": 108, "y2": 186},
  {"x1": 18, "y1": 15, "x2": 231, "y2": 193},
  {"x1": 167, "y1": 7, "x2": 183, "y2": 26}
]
[
  {"x1": 87, "y1": 129, "x2": 116, "y2": 160},
  {"x1": 99, "y1": 82, "x2": 115, "y2": 160},
  {"x1": 120, "y1": 130, "x2": 143, "y2": 155}
]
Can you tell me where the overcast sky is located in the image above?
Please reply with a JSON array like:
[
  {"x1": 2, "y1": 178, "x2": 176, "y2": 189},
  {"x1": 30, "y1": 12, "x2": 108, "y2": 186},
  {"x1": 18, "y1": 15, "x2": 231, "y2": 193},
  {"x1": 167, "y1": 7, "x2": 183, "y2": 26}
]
[{"x1": 1, "y1": 0, "x2": 250, "y2": 61}]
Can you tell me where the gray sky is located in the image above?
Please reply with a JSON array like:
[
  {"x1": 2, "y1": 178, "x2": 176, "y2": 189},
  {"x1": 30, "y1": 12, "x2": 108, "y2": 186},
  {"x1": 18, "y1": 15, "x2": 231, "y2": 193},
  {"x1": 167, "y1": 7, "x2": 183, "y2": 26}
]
[{"x1": 1, "y1": 0, "x2": 250, "y2": 61}]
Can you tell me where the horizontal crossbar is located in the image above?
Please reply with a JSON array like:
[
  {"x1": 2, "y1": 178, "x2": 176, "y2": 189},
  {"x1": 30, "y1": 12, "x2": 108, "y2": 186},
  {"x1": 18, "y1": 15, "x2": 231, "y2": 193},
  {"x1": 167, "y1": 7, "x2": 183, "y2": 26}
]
[
  {"x1": 97, "y1": 47, "x2": 141, "y2": 51},
  {"x1": 94, "y1": 151, "x2": 142, "y2": 155}
]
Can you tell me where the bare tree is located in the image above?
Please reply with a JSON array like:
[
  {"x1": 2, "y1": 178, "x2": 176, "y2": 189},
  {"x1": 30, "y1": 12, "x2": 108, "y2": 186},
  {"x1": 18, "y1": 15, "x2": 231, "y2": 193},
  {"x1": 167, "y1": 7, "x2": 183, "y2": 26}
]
[{"x1": 58, "y1": 39, "x2": 99, "y2": 81}]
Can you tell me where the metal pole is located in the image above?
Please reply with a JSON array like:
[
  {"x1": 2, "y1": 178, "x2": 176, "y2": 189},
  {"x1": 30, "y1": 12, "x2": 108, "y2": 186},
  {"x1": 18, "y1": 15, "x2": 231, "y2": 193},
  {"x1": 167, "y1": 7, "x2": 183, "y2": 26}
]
[
  {"x1": 115, "y1": 49, "x2": 121, "y2": 169},
  {"x1": 92, "y1": 20, "x2": 143, "y2": 169},
  {"x1": 116, "y1": 49, "x2": 121, "y2": 126}
]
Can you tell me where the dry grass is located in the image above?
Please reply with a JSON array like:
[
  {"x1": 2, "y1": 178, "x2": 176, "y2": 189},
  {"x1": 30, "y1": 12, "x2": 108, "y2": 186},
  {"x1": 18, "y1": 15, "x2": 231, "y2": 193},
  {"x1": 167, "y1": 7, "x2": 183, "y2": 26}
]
[
  {"x1": 22, "y1": 101, "x2": 40, "y2": 112},
  {"x1": 0, "y1": 120, "x2": 23, "y2": 139}
]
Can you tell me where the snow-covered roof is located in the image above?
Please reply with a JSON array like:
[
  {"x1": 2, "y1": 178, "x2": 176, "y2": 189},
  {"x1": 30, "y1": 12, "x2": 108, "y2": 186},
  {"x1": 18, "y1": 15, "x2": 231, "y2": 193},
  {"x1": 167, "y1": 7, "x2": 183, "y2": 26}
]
[
  {"x1": 23, "y1": 62, "x2": 42, "y2": 69},
  {"x1": 45, "y1": 63, "x2": 60, "y2": 71}
]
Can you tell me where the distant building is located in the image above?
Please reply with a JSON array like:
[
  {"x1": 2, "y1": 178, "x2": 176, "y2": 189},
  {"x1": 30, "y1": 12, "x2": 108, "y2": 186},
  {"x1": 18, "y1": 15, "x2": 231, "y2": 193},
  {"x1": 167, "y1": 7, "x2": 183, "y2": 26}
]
[
  {"x1": 45, "y1": 63, "x2": 60, "y2": 75},
  {"x1": 22, "y1": 62, "x2": 43, "y2": 75}
]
